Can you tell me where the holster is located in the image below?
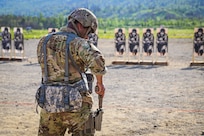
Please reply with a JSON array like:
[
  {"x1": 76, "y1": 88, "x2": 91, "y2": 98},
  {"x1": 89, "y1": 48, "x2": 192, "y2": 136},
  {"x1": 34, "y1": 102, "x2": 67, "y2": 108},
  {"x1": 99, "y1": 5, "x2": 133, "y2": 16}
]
[
  {"x1": 84, "y1": 108, "x2": 104, "y2": 134},
  {"x1": 84, "y1": 90, "x2": 103, "y2": 135},
  {"x1": 94, "y1": 108, "x2": 103, "y2": 131},
  {"x1": 84, "y1": 112, "x2": 95, "y2": 134}
]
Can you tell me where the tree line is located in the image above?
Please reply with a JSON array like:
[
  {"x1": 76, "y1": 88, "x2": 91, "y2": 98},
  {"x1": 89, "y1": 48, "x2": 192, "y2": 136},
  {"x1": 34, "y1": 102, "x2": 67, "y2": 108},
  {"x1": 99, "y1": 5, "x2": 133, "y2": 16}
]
[
  {"x1": 0, "y1": 14, "x2": 203, "y2": 30},
  {"x1": 0, "y1": 14, "x2": 66, "y2": 30}
]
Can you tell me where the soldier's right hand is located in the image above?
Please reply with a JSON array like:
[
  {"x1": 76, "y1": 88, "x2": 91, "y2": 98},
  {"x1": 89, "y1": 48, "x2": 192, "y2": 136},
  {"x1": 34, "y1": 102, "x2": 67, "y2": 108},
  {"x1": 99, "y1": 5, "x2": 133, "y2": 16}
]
[{"x1": 95, "y1": 83, "x2": 105, "y2": 98}]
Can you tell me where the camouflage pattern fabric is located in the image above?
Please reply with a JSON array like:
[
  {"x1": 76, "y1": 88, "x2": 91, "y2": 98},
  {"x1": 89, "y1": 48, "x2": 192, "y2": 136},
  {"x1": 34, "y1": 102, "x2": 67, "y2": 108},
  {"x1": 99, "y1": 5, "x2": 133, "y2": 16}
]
[
  {"x1": 88, "y1": 33, "x2": 98, "y2": 47},
  {"x1": 37, "y1": 27, "x2": 106, "y2": 84},
  {"x1": 37, "y1": 85, "x2": 82, "y2": 113},
  {"x1": 37, "y1": 26, "x2": 106, "y2": 135},
  {"x1": 68, "y1": 8, "x2": 98, "y2": 34},
  {"x1": 38, "y1": 101, "x2": 92, "y2": 136}
]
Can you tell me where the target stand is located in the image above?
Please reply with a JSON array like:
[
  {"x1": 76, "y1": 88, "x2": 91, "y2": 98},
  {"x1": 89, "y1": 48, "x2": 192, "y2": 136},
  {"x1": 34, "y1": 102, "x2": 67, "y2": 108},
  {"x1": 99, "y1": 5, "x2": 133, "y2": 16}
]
[
  {"x1": 190, "y1": 28, "x2": 204, "y2": 66},
  {"x1": 0, "y1": 47, "x2": 27, "y2": 62},
  {"x1": 112, "y1": 28, "x2": 129, "y2": 65},
  {"x1": 112, "y1": 28, "x2": 169, "y2": 66},
  {"x1": 0, "y1": 26, "x2": 12, "y2": 61},
  {"x1": 154, "y1": 28, "x2": 169, "y2": 66},
  {"x1": 112, "y1": 28, "x2": 140, "y2": 65},
  {"x1": 154, "y1": 53, "x2": 169, "y2": 66},
  {"x1": 140, "y1": 28, "x2": 155, "y2": 65},
  {"x1": 0, "y1": 27, "x2": 27, "y2": 62},
  {"x1": 190, "y1": 52, "x2": 204, "y2": 66},
  {"x1": 111, "y1": 50, "x2": 135, "y2": 65},
  {"x1": 140, "y1": 51, "x2": 154, "y2": 65}
]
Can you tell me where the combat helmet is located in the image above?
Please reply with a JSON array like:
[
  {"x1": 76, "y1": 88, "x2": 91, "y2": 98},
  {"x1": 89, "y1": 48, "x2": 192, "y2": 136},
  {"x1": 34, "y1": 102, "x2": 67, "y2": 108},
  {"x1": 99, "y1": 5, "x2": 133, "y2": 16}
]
[{"x1": 68, "y1": 8, "x2": 98, "y2": 36}]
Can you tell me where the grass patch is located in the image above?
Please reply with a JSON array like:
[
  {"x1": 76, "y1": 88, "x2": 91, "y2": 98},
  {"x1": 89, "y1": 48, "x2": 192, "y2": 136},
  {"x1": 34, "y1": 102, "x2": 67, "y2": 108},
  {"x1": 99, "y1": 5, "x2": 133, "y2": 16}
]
[
  {"x1": 98, "y1": 28, "x2": 194, "y2": 39},
  {"x1": 23, "y1": 29, "x2": 48, "y2": 39},
  {"x1": 2, "y1": 28, "x2": 194, "y2": 40}
]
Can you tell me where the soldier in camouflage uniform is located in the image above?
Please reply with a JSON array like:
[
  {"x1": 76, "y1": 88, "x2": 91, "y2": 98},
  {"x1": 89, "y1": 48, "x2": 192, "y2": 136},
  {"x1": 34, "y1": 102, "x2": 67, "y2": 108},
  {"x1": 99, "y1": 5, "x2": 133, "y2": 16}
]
[{"x1": 37, "y1": 8, "x2": 107, "y2": 136}]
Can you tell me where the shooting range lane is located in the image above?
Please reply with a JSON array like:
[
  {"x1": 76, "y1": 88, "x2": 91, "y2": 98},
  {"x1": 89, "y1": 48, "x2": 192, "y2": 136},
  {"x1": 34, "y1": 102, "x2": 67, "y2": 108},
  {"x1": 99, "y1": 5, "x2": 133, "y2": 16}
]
[{"x1": 0, "y1": 38, "x2": 204, "y2": 136}]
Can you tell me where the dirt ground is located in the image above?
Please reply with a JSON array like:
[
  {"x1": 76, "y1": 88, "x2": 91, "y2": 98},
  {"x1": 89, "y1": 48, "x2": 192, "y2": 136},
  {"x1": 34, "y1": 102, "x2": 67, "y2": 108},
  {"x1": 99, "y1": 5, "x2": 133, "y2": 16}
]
[{"x1": 0, "y1": 38, "x2": 204, "y2": 136}]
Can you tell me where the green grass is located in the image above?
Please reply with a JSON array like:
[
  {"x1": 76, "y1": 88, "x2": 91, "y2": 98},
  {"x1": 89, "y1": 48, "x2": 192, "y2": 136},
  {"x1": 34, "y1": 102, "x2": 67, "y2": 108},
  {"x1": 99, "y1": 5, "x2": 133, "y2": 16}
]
[
  {"x1": 0, "y1": 29, "x2": 48, "y2": 40},
  {"x1": 2, "y1": 28, "x2": 194, "y2": 40},
  {"x1": 167, "y1": 29, "x2": 194, "y2": 39},
  {"x1": 23, "y1": 29, "x2": 48, "y2": 39},
  {"x1": 98, "y1": 28, "x2": 194, "y2": 39}
]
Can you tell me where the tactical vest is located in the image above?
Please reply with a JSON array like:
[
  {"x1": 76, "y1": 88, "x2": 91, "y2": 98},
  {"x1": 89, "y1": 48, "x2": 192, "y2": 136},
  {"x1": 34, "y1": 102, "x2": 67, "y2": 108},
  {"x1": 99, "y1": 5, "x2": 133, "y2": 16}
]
[
  {"x1": 36, "y1": 32, "x2": 90, "y2": 113},
  {"x1": 40, "y1": 32, "x2": 88, "y2": 85}
]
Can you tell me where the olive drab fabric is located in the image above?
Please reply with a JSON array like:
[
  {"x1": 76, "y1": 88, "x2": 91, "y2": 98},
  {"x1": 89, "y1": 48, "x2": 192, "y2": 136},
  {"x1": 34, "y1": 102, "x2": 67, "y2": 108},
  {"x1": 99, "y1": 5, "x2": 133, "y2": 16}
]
[
  {"x1": 38, "y1": 103, "x2": 91, "y2": 136},
  {"x1": 37, "y1": 27, "x2": 106, "y2": 85}
]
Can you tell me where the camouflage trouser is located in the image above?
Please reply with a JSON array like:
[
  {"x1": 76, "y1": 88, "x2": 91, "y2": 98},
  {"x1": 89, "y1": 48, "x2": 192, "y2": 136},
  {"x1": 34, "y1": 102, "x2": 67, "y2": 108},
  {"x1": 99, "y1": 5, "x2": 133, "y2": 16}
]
[{"x1": 38, "y1": 94, "x2": 93, "y2": 136}]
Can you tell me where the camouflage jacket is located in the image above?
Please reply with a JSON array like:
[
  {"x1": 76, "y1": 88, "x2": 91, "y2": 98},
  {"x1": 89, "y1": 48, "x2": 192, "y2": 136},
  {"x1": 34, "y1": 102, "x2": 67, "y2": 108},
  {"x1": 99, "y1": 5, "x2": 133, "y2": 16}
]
[{"x1": 37, "y1": 26, "x2": 107, "y2": 84}]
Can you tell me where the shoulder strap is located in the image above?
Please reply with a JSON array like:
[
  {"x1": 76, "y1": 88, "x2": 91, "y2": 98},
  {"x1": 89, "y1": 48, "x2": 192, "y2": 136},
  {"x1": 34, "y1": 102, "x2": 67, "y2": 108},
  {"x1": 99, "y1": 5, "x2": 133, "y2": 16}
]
[
  {"x1": 68, "y1": 48, "x2": 89, "y2": 86},
  {"x1": 64, "y1": 33, "x2": 77, "y2": 82},
  {"x1": 42, "y1": 33, "x2": 53, "y2": 83},
  {"x1": 42, "y1": 32, "x2": 84, "y2": 84}
]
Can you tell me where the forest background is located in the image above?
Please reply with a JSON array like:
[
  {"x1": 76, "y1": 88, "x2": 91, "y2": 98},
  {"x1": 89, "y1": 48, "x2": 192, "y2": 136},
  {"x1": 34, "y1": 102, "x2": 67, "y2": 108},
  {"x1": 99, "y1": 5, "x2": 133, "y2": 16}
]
[{"x1": 0, "y1": 0, "x2": 204, "y2": 39}]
